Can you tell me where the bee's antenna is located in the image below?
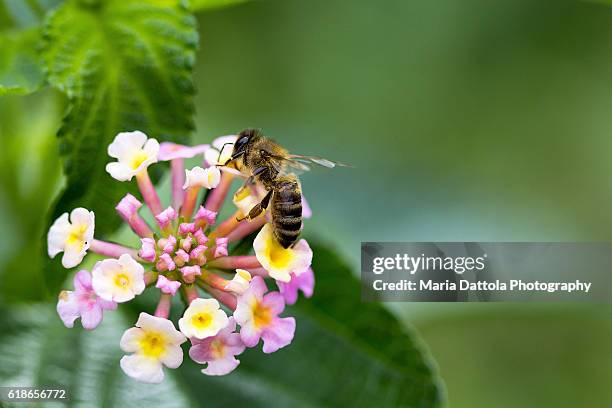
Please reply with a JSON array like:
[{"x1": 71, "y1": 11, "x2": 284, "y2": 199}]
[{"x1": 217, "y1": 142, "x2": 235, "y2": 165}]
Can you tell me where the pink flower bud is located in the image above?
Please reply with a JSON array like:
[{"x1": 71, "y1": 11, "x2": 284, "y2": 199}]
[
  {"x1": 155, "y1": 206, "x2": 177, "y2": 229},
  {"x1": 156, "y1": 253, "x2": 176, "y2": 272},
  {"x1": 193, "y1": 228, "x2": 208, "y2": 246},
  {"x1": 214, "y1": 237, "x2": 229, "y2": 258},
  {"x1": 162, "y1": 235, "x2": 177, "y2": 254},
  {"x1": 181, "y1": 236, "x2": 193, "y2": 252},
  {"x1": 181, "y1": 265, "x2": 201, "y2": 283},
  {"x1": 116, "y1": 194, "x2": 142, "y2": 219},
  {"x1": 195, "y1": 206, "x2": 217, "y2": 226},
  {"x1": 156, "y1": 275, "x2": 181, "y2": 296},
  {"x1": 179, "y1": 222, "x2": 196, "y2": 236},
  {"x1": 174, "y1": 249, "x2": 190, "y2": 267},
  {"x1": 138, "y1": 238, "x2": 157, "y2": 262},
  {"x1": 190, "y1": 245, "x2": 207, "y2": 265}
]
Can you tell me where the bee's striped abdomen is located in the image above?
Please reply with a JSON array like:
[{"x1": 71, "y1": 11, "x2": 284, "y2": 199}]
[{"x1": 271, "y1": 175, "x2": 303, "y2": 248}]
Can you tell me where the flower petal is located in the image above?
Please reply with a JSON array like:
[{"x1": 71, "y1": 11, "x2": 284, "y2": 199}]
[
  {"x1": 80, "y1": 304, "x2": 103, "y2": 330},
  {"x1": 202, "y1": 356, "x2": 240, "y2": 376},
  {"x1": 120, "y1": 354, "x2": 164, "y2": 384},
  {"x1": 160, "y1": 344, "x2": 183, "y2": 369},
  {"x1": 108, "y1": 131, "x2": 147, "y2": 159},
  {"x1": 56, "y1": 291, "x2": 79, "y2": 328},
  {"x1": 73, "y1": 269, "x2": 92, "y2": 293},
  {"x1": 261, "y1": 292, "x2": 285, "y2": 315},
  {"x1": 47, "y1": 213, "x2": 70, "y2": 258},
  {"x1": 239, "y1": 322, "x2": 261, "y2": 348},
  {"x1": 261, "y1": 317, "x2": 295, "y2": 353},
  {"x1": 120, "y1": 327, "x2": 145, "y2": 352}
]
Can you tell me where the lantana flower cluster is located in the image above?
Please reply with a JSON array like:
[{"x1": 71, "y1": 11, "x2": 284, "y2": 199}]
[{"x1": 48, "y1": 131, "x2": 315, "y2": 383}]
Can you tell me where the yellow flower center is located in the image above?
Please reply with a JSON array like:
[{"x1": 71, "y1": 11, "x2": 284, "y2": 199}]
[
  {"x1": 252, "y1": 301, "x2": 272, "y2": 329},
  {"x1": 130, "y1": 150, "x2": 149, "y2": 170},
  {"x1": 210, "y1": 339, "x2": 226, "y2": 359},
  {"x1": 268, "y1": 240, "x2": 292, "y2": 269},
  {"x1": 139, "y1": 332, "x2": 166, "y2": 358},
  {"x1": 114, "y1": 272, "x2": 130, "y2": 288},
  {"x1": 66, "y1": 224, "x2": 88, "y2": 250},
  {"x1": 234, "y1": 186, "x2": 251, "y2": 202},
  {"x1": 191, "y1": 312, "x2": 213, "y2": 329}
]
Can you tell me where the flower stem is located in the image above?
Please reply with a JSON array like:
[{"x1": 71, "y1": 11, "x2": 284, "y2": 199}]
[
  {"x1": 136, "y1": 170, "x2": 162, "y2": 216},
  {"x1": 90, "y1": 239, "x2": 139, "y2": 259},
  {"x1": 125, "y1": 214, "x2": 153, "y2": 238},
  {"x1": 210, "y1": 210, "x2": 241, "y2": 238},
  {"x1": 197, "y1": 281, "x2": 237, "y2": 310},
  {"x1": 204, "y1": 172, "x2": 233, "y2": 213},
  {"x1": 180, "y1": 186, "x2": 200, "y2": 220},
  {"x1": 246, "y1": 267, "x2": 269, "y2": 278},
  {"x1": 182, "y1": 284, "x2": 199, "y2": 304},
  {"x1": 199, "y1": 269, "x2": 230, "y2": 291},
  {"x1": 207, "y1": 255, "x2": 261, "y2": 270},
  {"x1": 171, "y1": 158, "x2": 185, "y2": 210},
  {"x1": 154, "y1": 293, "x2": 172, "y2": 318},
  {"x1": 226, "y1": 217, "x2": 266, "y2": 242}
]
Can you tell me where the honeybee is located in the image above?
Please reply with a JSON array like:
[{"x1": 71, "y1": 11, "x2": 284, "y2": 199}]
[{"x1": 220, "y1": 129, "x2": 347, "y2": 248}]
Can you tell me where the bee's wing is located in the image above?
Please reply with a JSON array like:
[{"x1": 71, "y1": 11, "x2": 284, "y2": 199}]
[
  {"x1": 268, "y1": 154, "x2": 350, "y2": 176},
  {"x1": 268, "y1": 157, "x2": 311, "y2": 176},
  {"x1": 288, "y1": 154, "x2": 351, "y2": 169}
]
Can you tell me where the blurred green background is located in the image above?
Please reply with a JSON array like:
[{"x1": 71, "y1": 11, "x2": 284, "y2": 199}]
[{"x1": 2, "y1": 0, "x2": 612, "y2": 406}]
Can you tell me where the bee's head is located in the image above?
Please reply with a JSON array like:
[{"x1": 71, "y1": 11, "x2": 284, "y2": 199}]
[{"x1": 231, "y1": 128, "x2": 260, "y2": 159}]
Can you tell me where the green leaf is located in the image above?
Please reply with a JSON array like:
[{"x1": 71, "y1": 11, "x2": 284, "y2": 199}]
[
  {"x1": 0, "y1": 28, "x2": 45, "y2": 95},
  {"x1": 41, "y1": 0, "x2": 198, "y2": 294},
  {"x1": 0, "y1": 304, "x2": 192, "y2": 407},
  {"x1": 189, "y1": 0, "x2": 248, "y2": 12},
  {"x1": 0, "y1": 245, "x2": 443, "y2": 406},
  {"x1": 0, "y1": 0, "x2": 63, "y2": 30}
]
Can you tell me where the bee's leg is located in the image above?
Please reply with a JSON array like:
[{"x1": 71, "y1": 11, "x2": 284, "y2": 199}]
[
  {"x1": 235, "y1": 166, "x2": 266, "y2": 197},
  {"x1": 237, "y1": 190, "x2": 273, "y2": 222}
]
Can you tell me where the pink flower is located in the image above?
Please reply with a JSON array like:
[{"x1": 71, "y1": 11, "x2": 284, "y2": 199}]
[
  {"x1": 193, "y1": 229, "x2": 208, "y2": 246},
  {"x1": 195, "y1": 206, "x2": 217, "y2": 226},
  {"x1": 156, "y1": 253, "x2": 176, "y2": 272},
  {"x1": 156, "y1": 275, "x2": 181, "y2": 296},
  {"x1": 174, "y1": 249, "x2": 190, "y2": 267},
  {"x1": 277, "y1": 268, "x2": 315, "y2": 305},
  {"x1": 190, "y1": 245, "x2": 207, "y2": 265},
  {"x1": 158, "y1": 142, "x2": 210, "y2": 161},
  {"x1": 234, "y1": 276, "x2": 295, "y2": 353},
  {"x1": 116, "y1": 194, "x2": 142, "y2": 220},
  {"x1": 57, "y1": 270, "x2": 117, "y2": 330},
  {"x1": 214, "y1": 237, "x2": 228, "y2": 258},
  {"x1": 139, "y1": 238, "x2": 157, "y2": 262},
  {"x1": 162, "y1": 235, "x2": 177, "y2": 254},
  {"x1": 155, "y1": 207, "x2": 177, "y2": 229},
  {"x1": 179, "y1": 222, "x2": 196, "y2": 235},
  {"x1": 181, "y1": 236, "x2": 193, "y2": 252},
  {"x1": 189, "y1": 317, "x2": 245, "y2": 376},
  {"x1": 180, "y1": 265, "x2": 201, "y2": 283}
]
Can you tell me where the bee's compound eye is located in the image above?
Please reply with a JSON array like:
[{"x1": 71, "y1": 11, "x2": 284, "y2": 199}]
[{"x1": 235, "y1": 136, "x2": 249, "y2": 150}]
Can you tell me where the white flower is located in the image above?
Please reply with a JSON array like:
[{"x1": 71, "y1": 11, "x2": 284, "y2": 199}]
[
  {"x1": 183, "y1": 166, "x2": 221, "y2": 190},
  {"x1": 92, "y1": 254, "x2": 145, "y2": 302},
  {"x1": 106, "y1": 131, "x2": 159, "y2": 181},
  {"x1": 204, "y1": 135, "x2": 237, "y2": 167},
  {"x1": 178, "y1": 298, "x2": 229, "y2": 339},
  {"x1": 232, "y1": 186, "x2": 261, "y2": 217},
  {"x1": 120, "y1": 313, "x2": 186, "y2": 384},
  {"x1": 47, "y1": 208, "x2": 95, "y2": 268},
  {"x1": 253, "y1": 224, "x2": 313, "y2": 282},
  {"x1": 224, "y1": 269, "x2": 252, "y2": 295}
]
